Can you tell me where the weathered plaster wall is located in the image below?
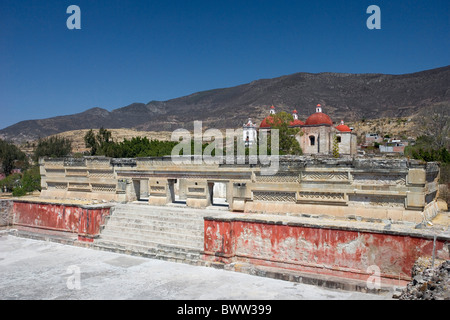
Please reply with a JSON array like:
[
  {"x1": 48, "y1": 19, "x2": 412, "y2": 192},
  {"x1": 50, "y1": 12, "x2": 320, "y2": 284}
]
[
  {"x1": 204, "y1": 216, "x2": 449, "y2": 283},
  {"x1": 12, "y1": 201, "x2": 111, "y2": 242}
]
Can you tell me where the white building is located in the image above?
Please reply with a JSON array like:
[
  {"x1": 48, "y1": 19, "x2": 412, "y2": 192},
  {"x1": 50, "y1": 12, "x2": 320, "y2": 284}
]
[{"x1": 243, "y1": 118, "x2": 257, "y2": 147}]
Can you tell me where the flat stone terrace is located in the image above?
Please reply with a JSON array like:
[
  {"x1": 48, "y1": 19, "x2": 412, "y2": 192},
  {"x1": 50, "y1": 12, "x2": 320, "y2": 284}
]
[{"x1": 4, "y1": 199, "x2": 449, "y2": 294}]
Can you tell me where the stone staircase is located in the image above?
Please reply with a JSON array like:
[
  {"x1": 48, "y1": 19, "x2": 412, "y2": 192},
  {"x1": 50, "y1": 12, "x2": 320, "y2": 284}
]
[{"x1": 93, "y1": 203, "x2": 222, "y2": 265}]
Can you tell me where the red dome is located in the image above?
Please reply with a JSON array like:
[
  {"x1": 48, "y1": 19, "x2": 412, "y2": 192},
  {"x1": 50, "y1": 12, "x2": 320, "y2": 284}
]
[
  {"x1": 289, "y1": 119, "x2": 305, "y2": 126},
  {"x1": 305, "y1": 112, "x2": 333, "y2": 126},
  {"x1": 336, "y1": 124, "x2": 351, "y2": 132},
  {"x1": 260, "y1": 116, "x2": 282, "y2": 128},
  {"x1": 335, "y1": 120, "x2": 351, "y2": 132},
  {"x1": 260, "y1": 117, "x2": 272, "y2": 128}
]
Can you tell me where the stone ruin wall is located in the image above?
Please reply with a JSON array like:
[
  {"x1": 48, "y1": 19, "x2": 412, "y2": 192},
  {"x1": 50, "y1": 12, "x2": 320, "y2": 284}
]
[{"x1": 38, "y1": 156, "x2": 441, "y2": 223}]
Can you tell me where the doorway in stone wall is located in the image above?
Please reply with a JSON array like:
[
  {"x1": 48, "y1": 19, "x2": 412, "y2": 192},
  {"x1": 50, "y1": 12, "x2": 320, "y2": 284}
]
[
  {"x1": 139, "y1": 179, "x2": 149, "y2": 201},
  {"x1": 207, "y1": 181, "x2": 229, "y2": 208},
  {"x1": 169, "y1": 179, "x2": 187, "y2": 205}
]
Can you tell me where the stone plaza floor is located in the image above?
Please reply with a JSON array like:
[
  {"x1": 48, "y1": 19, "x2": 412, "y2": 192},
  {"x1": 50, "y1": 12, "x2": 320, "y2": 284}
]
[{"x1": 0, "y1": 233, "x2": 393, "y2": 301}]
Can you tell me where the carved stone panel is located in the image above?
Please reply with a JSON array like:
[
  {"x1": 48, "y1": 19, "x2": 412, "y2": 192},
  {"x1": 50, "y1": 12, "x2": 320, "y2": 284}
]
[
  {"x1": 348, "y1": 194, "x2": 405, "y2": 207},
  {"x1": 255, "y1": 173, "x2": 299, "y2": 183},
  {"x1": 301, "y1": 172, "x2": 348, "y2": 181},
  {"x1": 298, "y1": 192, "x2": 345, "y2": 202},
  {"x1": 91, "y1": 184, "x2": 116, "y2": 193},
  {"x1": 89, "y1": 170, "x2": 115, "y2": 179},
  {"x1": 352, "y1": 173, "x2": 406, "y2": 186},
  {"x1": 47, "y1": 182, "x2": 67, "y2": 190},
  {"x1": 253, "y1": 191, "x2": 296, "y2": 202}
]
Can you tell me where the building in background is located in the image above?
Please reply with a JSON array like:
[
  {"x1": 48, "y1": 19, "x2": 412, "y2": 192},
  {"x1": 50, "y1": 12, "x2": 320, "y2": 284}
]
[{"x1": 254, "y1": 104, "x2": 357, "y2": 156}]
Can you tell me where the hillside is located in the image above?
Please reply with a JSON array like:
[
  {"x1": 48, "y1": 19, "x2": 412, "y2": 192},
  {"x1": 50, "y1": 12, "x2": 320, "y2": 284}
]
[
  {"x1": 16, "y1": 117, "x2": 419, "y2": 158},
  {"x1": 1, "y1": 65, "x2": 449, "y2": 144},
  {"x1": 20, "y1": 129, "x2": 174, "y2": 155}
]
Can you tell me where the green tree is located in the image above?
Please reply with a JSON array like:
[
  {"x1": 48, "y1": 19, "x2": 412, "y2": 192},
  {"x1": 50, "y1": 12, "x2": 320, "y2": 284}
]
[
  {"x1": 11, "y1": 166, "x2": 41, "y2": 197},
  {"x1": 332, "y1": 134, "x2": 340, "y2": 158},
  {"x1": 84, "y1": 129, "x2": 98, "y2": 156},
  {"x1": 264, "y1": 111, "x2": 302, "y2": 155},
  {"x1": 0, "y1": 139, "x2": 28, "y2": 176},
  {"x1": 0, "y1": 172, "x2": 22, "y2": 192},
  {"x1": 33, "y1": 136, "x2": 72, "y2": 161},
  {"x1": 96, "y1": 127, "x2": 113, "y2": 154},
  {"x1": 84, "y1": 128, "x2": 182, "y2": 158},
  {"x1": 84, "y1": 128, "x2": 116, "y2": 156}
]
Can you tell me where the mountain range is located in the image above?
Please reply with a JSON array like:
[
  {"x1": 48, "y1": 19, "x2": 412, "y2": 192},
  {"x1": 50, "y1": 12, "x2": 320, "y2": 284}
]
[{"x1": 1, "y1": 65, "x2": 449, "y2": 144}]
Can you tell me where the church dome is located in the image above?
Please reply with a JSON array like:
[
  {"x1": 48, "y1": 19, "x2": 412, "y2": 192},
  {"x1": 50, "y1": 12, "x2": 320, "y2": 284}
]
[
  {"x1": 260, "y1": 116, "x2": 282, "y2": 128},
  {"x1": 305, "y1": 112, "x2": 333, "y2": 126},
  {"x1": 304, "y1": 104, "x2": 333, "y2": 126},
  {"x1": 289, "y1": 119, "x2": 305, "y2": 126},
  {"x1": 336, "y1": 120, "x2": 351, "y2": 132},
  {"x1": 260, "y1": 105, "x2": 280, "y2": 128},
  {"x1": 260, "y1": 116, "x2": 273, "y2": 128}
]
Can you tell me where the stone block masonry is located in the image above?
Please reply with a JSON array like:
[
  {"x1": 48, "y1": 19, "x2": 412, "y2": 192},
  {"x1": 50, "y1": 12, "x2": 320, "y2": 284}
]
[
  {"x1": 0, "y1": 199, "x2": 13, "y2": 227},
  {"x1": 38, "y1": 156, "x2": 441, "y2": 223}
]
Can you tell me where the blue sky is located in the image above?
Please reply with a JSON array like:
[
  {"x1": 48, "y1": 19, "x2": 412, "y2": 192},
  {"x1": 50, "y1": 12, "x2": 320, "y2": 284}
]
[{"x1": 1, "y1": 0, "x2": 449, "y2": 130}]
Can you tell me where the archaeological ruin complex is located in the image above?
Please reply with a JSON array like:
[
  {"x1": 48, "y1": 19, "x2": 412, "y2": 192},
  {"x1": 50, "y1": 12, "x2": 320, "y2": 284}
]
[
  {"x1": 2, "y1": 154, "x2": 448, "y2": 293},
  {"x1": 38, "y1": 155, "x2": 439, "y2": 222}
]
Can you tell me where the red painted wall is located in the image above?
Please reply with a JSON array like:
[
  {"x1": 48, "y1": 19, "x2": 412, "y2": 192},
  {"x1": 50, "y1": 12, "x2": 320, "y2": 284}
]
[
  {"x1": 204, "y1": 218, "x2": 449, "y2": 283},
  {"x1": 13, "y1": 201, "x2": 110, "y2": 242}
]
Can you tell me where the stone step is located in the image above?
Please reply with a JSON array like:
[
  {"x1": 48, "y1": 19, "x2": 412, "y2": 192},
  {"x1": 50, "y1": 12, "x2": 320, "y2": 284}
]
[
  {"x1": 105, "y1": 214, "x2": 204, "y2": 226},
  {"x1": 100, "y1": 226, "x2": 203, "y2": 245},
  {"x1": 100, "y1": 222, "x2": 203, "y2": 236},
  {"x1": 92, "y1": 241, "x2": 205, "y2": 266},
  {"x1": 103, "y1": 222, "x2": 201, "y2": 233},
  {"x1": 112, "y1": 204, "x2": 210, "y2": 217},
  {"x1": 103, "y1": 219, "x2": 203, "y2": 233},
  {"x1": 107, "y1": 213, "x2": 204, "y2": 224},
  {"x1": 99, "y1": 232, "x2": 203, "y2": 249},
  {"x1": 93, "y1": 203, "x2": 216, "y2": 266},
  {"x1": 106, "y1": 214, "x2": 201, "y2": 224},
  {"x1": 94, "y1": 237, "x2": 203, "y2": 258}
]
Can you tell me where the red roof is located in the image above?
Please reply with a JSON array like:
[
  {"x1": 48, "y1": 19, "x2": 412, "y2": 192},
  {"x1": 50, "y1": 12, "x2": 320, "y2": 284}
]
[
  {"x1": 260, "y1": 115, "x2": 305, "y2": 127},
  {"x1": 260, "y1": 116, "x2": 281, "y2": 128},
  {"x1": 289, "y1": 119, "x2": 305, "y2": 126},
  {"x1": 305, "y1": 112, "x2": 333, "y2": 126},
  {"x1": 336, "y1": 124, "x2": 351, "y2": 132}
]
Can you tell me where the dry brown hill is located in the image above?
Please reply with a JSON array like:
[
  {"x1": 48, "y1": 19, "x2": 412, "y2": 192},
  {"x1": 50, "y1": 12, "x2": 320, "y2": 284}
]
[
  {"x1": 2, "y1": 65, "x2": 449, "y2": 144},
  {"x1": 20, "y1": 129, "x2": 173, "y2": 156}
]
